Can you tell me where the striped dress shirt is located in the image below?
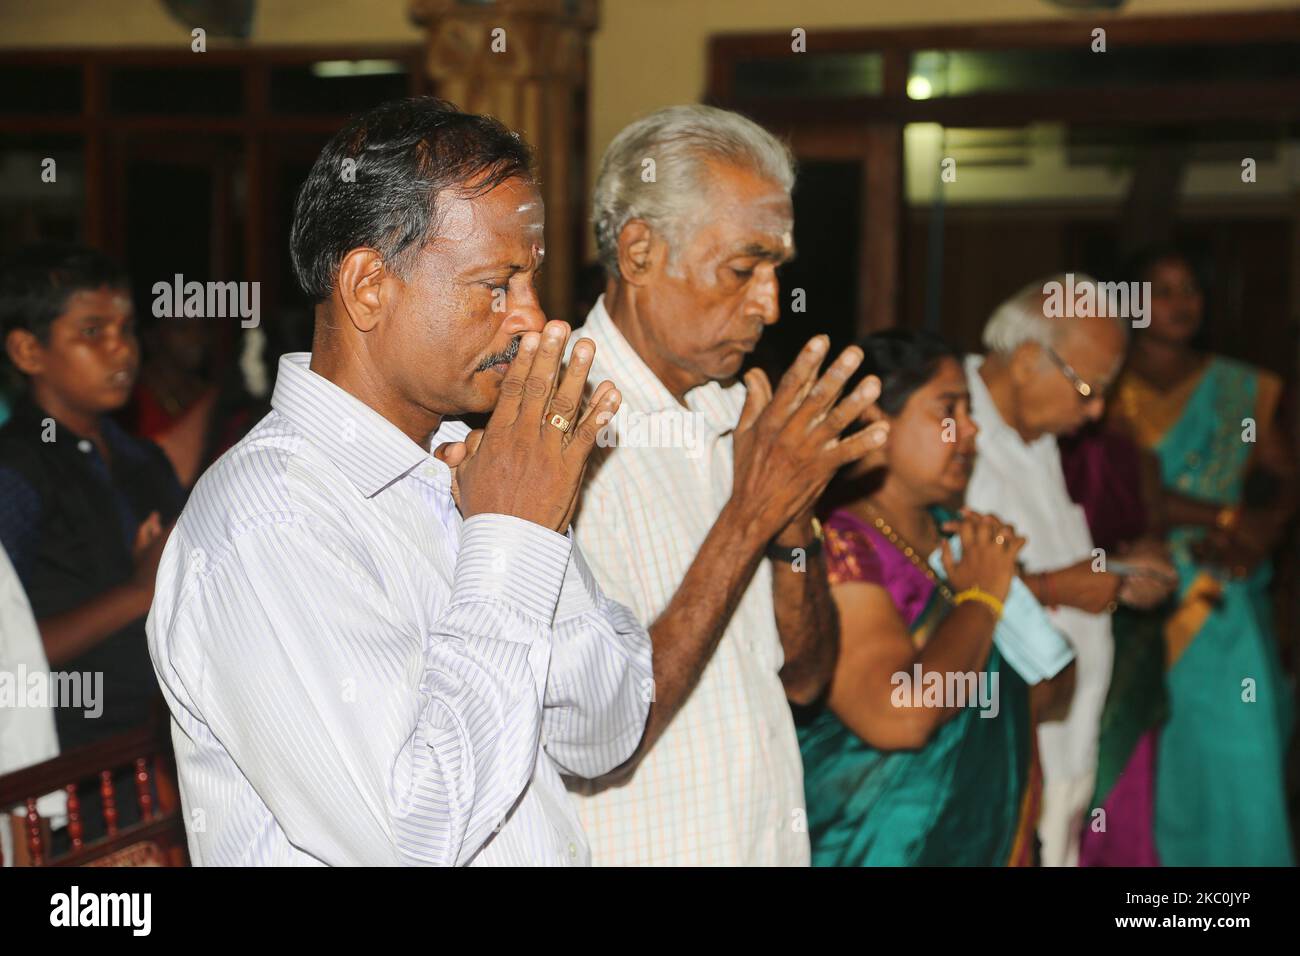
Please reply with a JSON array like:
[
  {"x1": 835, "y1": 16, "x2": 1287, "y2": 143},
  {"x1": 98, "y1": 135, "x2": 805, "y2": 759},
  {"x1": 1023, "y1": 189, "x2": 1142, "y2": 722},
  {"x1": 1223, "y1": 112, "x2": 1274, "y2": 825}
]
[
  {"x1": 146, "y1": 352, "x2": 652, "y2": 866},
  {"x1": 565, "y1": 297, "x2": 810, "y2": 866}
]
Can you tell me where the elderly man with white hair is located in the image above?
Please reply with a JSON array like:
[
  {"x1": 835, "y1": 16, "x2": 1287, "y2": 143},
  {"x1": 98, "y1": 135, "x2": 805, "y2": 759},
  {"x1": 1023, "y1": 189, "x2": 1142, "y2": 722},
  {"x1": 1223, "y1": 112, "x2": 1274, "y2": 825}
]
[
  {"x1": 963, "y1": 275, "x2": 1174, "y2": 867},
  {"x1": 563, "y1": 105, "x2": 889, "y2": 865}
]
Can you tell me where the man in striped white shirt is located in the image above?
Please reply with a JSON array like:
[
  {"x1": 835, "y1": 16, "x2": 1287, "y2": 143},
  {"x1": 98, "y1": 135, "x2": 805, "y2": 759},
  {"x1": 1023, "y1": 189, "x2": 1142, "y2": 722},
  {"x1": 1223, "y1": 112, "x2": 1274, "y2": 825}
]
[
  {"x1": 565, "y1": 106, "x2": 889, "y2": 865},
  {"x1": 146, "y1": 98, "x2": 652, "y2": 866}
]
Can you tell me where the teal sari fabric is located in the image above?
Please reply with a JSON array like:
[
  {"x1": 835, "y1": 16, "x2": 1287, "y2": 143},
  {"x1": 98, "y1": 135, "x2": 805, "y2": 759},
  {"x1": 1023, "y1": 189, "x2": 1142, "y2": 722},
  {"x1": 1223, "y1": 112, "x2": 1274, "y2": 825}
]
[
  {"x1": 797, "y1": 509, "x2": 1032, "y2": 866},
  {"x1": 1152, "y1": 357, "x2": 1294, "y2": 866}
]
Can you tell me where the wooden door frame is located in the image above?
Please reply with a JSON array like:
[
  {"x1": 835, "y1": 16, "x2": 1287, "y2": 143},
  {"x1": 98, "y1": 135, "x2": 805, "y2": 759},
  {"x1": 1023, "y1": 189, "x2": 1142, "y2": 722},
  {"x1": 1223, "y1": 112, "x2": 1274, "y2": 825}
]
[{"x1": 783, "y1": 124, "x2": 900, "y2": 335}]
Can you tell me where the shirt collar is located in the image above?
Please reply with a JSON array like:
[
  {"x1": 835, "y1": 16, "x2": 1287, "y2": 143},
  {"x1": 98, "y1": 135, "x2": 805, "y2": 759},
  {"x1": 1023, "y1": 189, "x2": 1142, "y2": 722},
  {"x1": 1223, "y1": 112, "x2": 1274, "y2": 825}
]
[
  {"x1": 6, "y1": 393, "x2": 139, "y2": 462},
  {"x1": 965, "y1": 352, "x2": 1054, "y2": 454},
  {"x1": 271, "y1": 352, "x2": 462, "y2": 498},
  {"x1": 582, "y1": 295, "x2": 746, "y2": 436},
  {"x1": 964, "y1": 353, "x2": 1001, "y2": 431}
]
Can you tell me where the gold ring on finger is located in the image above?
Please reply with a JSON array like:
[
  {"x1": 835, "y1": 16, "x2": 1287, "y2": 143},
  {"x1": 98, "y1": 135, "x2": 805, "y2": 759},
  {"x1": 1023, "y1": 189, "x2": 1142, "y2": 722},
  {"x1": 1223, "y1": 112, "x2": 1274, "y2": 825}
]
[
  {"x1": 549, "y1": 412, "x2": 574, "y2": 434},
  {"x1": 995, "y1": 534, "x2": 1007, "y2": 547}
]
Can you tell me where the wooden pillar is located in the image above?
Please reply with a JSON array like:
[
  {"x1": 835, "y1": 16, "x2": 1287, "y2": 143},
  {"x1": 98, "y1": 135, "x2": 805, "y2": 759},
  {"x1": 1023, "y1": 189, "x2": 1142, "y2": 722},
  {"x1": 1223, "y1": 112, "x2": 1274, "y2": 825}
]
[
  {"x1": 861, "y1": 123, "x2": 902, "y2": 335},
  {"x1": 409, "y1": 0, "x2": 598, "y2": 325},
  {"x1": 860, "y1": 48, "x2": 908, "y2": 336},
  {"x1": 83, "y1": 61, "x2": 106, "y2": 250}
]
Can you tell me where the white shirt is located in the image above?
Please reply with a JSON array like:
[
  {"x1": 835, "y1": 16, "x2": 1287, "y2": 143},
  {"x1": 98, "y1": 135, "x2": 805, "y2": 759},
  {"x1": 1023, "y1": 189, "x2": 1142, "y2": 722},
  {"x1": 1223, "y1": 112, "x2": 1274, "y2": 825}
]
[
  {"x1": 963, "y1": 354, "x2": 1113, "y2": 788},
  {"x1": 565, "y1": 297, "x2": 810, "y2": 866},
  {"x1": 147, "y1": 352, "x2": 652, "y2": 866},
  {"x1": 1, "y1": 544, "x2": 64, "y2": 865}
]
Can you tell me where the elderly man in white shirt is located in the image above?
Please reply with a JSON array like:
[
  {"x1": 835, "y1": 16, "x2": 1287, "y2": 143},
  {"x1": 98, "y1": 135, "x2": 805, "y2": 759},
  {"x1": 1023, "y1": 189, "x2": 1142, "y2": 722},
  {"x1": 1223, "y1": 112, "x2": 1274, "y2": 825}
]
[
  {"x1": 147, "y1": 98, "x2": 652, "y2": 866},
  {"x1": 565, "y1": 105, "x2": 889, "y2": 865},
  {"x1": 964, "y1": 275, "x2": 1173, "y2": 866}
]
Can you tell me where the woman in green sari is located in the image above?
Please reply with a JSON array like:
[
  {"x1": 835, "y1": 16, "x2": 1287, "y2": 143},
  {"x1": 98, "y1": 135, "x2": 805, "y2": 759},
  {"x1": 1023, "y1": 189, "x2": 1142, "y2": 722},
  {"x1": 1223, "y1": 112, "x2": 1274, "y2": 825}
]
[
  {"x1": 1108, "y1": 246, "x2": 1295, "y2": 866},
  {"x1": 798, "y1": 330, "x2": 1066, "y2": 866}
]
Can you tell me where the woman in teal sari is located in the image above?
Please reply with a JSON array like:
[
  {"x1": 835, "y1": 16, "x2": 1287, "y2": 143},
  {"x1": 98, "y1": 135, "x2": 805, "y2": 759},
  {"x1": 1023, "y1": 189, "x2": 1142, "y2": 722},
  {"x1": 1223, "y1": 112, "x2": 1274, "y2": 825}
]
[
  {"x1": 798, "y1": 330, "x2": 1062, "y2": 866},
  {"x1": 1109, "y1": 246, "x2": 1295, "y2": 866}
]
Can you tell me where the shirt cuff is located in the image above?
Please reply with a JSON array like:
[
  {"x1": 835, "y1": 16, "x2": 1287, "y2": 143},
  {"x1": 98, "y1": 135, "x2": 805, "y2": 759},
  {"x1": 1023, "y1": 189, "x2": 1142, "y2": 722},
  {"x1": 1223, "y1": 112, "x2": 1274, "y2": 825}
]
[
  {"x1": 454, "y1": 514, "x2": 572, "y2": 625},
  {"x1": 554, "y1": 535, "x2": 603, "y2": 624}
]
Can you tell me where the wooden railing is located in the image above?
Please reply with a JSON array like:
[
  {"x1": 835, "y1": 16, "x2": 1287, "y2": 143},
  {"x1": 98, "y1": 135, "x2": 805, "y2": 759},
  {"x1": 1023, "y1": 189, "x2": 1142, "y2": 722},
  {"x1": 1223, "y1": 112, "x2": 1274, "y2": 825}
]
[{"x1": 0, "y1": 720, "x2": 188, "y2": 867}]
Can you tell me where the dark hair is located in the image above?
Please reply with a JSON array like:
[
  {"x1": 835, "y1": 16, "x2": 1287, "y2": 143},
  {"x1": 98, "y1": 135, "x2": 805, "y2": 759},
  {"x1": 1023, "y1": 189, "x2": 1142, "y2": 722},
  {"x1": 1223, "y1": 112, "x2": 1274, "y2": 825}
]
[
  {"x1": 1123, "y1": 241, "x2": 1208, "y2": 293},
  {"x1": 0, "y1": 243, "x2": 129, "y2": 350},
  {"x1": 289, "y1": 97, "x2": 534, "y2": 302},
  {"x1": 852, "y1": 328, "x2": 961, "y2": 416},
  {"x1": 1122, "y1": 241, "x2": 1213, "y2": 349}
]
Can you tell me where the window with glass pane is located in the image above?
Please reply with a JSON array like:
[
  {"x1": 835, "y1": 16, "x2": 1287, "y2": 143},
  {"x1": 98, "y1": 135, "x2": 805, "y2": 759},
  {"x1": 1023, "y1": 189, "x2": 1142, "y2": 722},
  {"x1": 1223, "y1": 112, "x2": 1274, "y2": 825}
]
[
  {"x1": 270, "y1": 61, "x2": 412, "y2": 114},
  {"x1": 0, "y1": 66, "x2": 81, "y2": 115},
  {"x1": 908, "y1": 44, "x2": 1300, "y2": 99},
  {"x1": 733, "y1": 53, "x2": 883, "y2": 99},
  {"x1": 0, "y1": 134, "x2": 84, "y2": 255},
  {"x1": 109, "y1": 66, "x2": 244, "y2": 114}
]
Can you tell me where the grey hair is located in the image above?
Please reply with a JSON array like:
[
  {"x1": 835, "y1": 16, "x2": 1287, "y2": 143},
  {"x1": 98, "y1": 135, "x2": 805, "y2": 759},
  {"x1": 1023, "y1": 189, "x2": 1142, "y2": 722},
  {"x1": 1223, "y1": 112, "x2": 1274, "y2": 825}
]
[
  {"x1": 982, "y1": 272, "x2": 1129, "y2": 356},
  {"x1": 592, "y1": 104, "x2": 795, "y2": 277}
]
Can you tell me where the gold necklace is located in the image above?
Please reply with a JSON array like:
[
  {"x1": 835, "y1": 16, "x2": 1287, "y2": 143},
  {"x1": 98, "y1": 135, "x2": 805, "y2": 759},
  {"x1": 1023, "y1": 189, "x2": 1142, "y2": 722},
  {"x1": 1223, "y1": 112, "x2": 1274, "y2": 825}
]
[{"x1": 861, "y1": 501, "x2": 955, "y2": 603}]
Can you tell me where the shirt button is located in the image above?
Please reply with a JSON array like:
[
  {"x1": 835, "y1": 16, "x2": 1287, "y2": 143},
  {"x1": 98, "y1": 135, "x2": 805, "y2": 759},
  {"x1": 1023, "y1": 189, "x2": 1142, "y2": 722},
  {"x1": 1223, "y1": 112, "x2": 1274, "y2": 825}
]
[
  {"x1": 77, "y1": 439, "x2": 93, "y2": 453},
  {"x1": 568, "y1": 842, "x2": 578, "y2": 860}
]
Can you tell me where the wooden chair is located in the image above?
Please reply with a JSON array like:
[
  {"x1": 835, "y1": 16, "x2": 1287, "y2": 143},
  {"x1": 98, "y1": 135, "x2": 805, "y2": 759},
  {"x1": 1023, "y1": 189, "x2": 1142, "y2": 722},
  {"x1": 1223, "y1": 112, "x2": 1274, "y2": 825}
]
[{"x1": 0, "y1": 720, "x2": 189, "y2": 866}]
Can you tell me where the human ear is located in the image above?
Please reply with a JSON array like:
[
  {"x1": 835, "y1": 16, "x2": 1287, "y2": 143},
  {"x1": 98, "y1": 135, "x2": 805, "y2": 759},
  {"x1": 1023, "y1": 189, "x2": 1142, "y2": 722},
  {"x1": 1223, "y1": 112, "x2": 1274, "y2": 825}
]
[
  {"x1": 4, "y1": 328, "x2": 44, "y2": 376},
  {"x1": 616, "y1": 220, "x2": 659, "y2": 287},
  {"x1": 335, "y1": 247, "x2": 390, "y2": 333},
  {"x1": 1008, "y1": 342, "x2": 1041, "y2": 386}
]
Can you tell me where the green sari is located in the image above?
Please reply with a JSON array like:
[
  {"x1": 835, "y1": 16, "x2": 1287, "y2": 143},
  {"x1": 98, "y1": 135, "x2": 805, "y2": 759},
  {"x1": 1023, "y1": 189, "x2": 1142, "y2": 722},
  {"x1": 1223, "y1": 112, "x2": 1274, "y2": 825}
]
[
  {"x1": 796, "y1": 508, "x2": 1035, "y2": 866},
  {"x1": 1089, "y1": 605, "x2": 1166, "y2": 815},
  {"x1": 1117, "y1": 356, "x2": 1294, "y2": 866}
]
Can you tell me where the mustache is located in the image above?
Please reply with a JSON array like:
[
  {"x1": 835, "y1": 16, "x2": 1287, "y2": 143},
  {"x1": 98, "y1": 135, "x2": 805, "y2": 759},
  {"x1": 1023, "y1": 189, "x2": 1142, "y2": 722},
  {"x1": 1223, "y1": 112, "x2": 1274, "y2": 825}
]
[{"x1": 476, "y1": 336, "x2": 521, "y2": 371}]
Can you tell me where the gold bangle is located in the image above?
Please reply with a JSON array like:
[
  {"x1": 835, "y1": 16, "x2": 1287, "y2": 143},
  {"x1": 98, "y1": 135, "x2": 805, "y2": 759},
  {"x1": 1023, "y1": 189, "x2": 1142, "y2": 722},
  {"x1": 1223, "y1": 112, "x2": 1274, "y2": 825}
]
[{"x1": 955, "y1": 587, "x2": 1004, "y2": 621}]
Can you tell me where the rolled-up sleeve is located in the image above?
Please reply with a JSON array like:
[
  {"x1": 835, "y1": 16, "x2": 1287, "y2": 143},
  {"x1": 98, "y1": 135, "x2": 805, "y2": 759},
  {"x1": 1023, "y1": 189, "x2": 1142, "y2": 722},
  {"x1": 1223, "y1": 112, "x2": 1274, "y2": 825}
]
[{"x1": 151, "y1": 511, "x2": 570, "y2": 867}]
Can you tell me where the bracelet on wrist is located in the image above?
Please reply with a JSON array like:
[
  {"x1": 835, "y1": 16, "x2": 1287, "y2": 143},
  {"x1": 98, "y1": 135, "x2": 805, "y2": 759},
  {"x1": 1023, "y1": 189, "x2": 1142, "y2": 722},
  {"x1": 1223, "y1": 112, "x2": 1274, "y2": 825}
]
[
  {"x1": 766, "y1": 516, "x2": 824, "y2": 564},
  {"x1": 954, "y1": 586, "x2": 1004, "y2": 621}
]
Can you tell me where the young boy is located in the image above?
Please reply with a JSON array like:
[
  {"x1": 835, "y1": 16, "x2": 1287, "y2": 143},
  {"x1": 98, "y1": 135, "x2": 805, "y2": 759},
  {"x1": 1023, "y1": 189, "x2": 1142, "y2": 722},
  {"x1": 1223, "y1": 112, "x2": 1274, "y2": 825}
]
[{"x1": 0, "y1": 243, "x2": 183, "y2": 755}]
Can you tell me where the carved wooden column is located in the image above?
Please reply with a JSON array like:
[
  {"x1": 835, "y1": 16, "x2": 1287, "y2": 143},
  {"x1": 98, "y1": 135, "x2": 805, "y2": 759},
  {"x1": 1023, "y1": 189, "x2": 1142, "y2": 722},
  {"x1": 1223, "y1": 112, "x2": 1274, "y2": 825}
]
[{"x1": 410, "y1": 0, "x2": 598, "y2": 324}]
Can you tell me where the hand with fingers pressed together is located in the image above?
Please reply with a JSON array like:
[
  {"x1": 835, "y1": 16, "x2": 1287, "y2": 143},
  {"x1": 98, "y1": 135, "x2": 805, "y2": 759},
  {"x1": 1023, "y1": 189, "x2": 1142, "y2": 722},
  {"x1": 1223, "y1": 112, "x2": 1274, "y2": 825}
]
[
  {"x1": 435, "y1": 319, "x2": 621, "y2": 533},
  {"x1": 938, "y1": 508, "x2": 1026, "y2": 606}
]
